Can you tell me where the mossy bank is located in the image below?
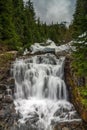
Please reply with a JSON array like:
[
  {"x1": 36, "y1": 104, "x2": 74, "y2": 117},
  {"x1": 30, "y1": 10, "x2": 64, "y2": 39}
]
[{"x1": 65, "y1": 56, "x2": 87, "y2": 130}]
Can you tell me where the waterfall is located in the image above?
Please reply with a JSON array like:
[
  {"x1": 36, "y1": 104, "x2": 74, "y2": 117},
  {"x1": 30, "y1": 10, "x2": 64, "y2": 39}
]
[{"x1": 12, "y1": 54, "x2": 81, "y2": 130}]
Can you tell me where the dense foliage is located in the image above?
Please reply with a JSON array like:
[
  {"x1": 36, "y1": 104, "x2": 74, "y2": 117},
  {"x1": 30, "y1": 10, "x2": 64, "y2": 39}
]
[
  {"x1": 0, "y1": 0, "x2": 20, "y2": 49},
  {"x1": 0, "y1": 0, "x2": 70, "y2": 50},
  {"x1": 72, "y1": 0, "x2": 87, "y2": 38},
  {"x1": 71, "y1": 0, "x2": 87, "y2": 77},
  {"x1": 72, "y1": 33, "x2": 87, "y2": 76}
]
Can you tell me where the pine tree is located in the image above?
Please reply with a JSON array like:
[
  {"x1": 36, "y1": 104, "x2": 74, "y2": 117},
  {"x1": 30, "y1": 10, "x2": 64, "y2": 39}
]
[
  {"x1": 73, "y1": 33, "x2": 87, "y2": 76},
  {"x1": 23, "y1": 0, "x2": 36, "y2": 47},
  {"x1": 0, "y1": 0, "x2": 20, "y2": 49},
  {"x1": 72, "y1": 0, "x2": 87, "y2": 38},
  {"x1": 13, "y1": 0, "x2": 25, "y2": 45},
  {"x1": 72, "y1": 0, "x2": 87, "y2": 76}
]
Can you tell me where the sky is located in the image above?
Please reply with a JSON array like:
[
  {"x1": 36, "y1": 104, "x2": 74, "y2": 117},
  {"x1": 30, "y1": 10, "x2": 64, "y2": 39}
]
[{"x1": 24, "y1": 0, "x2": 76, "y2": 25}]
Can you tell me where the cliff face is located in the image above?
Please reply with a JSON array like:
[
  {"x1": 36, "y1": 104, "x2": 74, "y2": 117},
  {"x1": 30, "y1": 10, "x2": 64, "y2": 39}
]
[{"x1": 64, "y1": 56, "x2": 87, "y2": 130}]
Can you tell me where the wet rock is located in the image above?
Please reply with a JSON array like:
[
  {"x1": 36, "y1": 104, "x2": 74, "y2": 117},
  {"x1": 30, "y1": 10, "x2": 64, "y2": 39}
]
[
  {"x1": 54, "y1": 120, "x2": 83, "y2": 130},
  {"x1": 0, "y1": 109, "x2": 6, "y2": 119},
  {"x1": 54, "y1": 108, "x2": 61, "y2": 116},
  {"x1": 11, "y1": 112, "x2": 18, "y2": 120},
  {"x1": 0, "y1": 102, "x2": 2, "y2": 110},
  {"x1": 62, "y1": 127, "x2": 70, "y2": 130},
  {"x1": 4, "y1": 95, "x2": 13, "y2": 103},
  {"x1": 9, "y1": 85, "x2": 15, "y2": 95},
  {"x1": 28, "y1": 112, "x2": 39, "y2": 118},
  {"x1": 18, "y1": 111, "x2": 23, "y2": 119},
  {"x1": 63, "y1": 108, "x2": 69, "y2": 113},
  {"x1": 0, "y1": 94, "x2": 3, "y2": 100},
  {"x1": 43, "y1": 48, "x2": 55, "y2": 54},
  {"x1": 7, "y1": 77, "x2": 15, "y2": 85},
  {"x1": 41, "y1": 113, "x2": 44, "y2": 118},
  {"x1": 60, "y1": 113, "x2": 67, "y2": 119},
  {"x1": 27, "y1": 115, "x2": 39, "y2": 124},
  {"x1": 28, "y1": 117, "x2": 39, "y2": 124},
  {"x1": 5, "y1": 88, "x2": 12, "y2": 95},
  {"x1": 0, "y1": 84, "x2": 7, "y2": 91}
]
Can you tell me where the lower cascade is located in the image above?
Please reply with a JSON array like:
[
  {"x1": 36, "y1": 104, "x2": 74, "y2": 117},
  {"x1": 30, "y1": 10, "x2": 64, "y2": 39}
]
[{"x1": 12, "y1": 54, "x2": 81, "y2": 130}]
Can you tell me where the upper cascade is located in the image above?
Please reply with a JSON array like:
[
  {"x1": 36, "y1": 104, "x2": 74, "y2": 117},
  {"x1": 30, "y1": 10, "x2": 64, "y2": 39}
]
[{"x1": 12, "y1": 54, "x2": 67, "y2": 100}]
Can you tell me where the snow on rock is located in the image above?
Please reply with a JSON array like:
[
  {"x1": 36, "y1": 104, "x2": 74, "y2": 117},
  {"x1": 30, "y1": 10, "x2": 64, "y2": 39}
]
[
  {"x1": 23, "y1": 32, "x2": 87, "y2": 56},
  {"x1": 78, "y1": 32, "x2": 87, "y2": 38},
  {"x1": 74, "y1": 32, "x2": 87, "y2": 45},
  {"x1": 29, "y1": 39, "x2": 72, "y2": 55},
  {"x1": 23, "y1": 48, "x2": 29, "y2": 55}
]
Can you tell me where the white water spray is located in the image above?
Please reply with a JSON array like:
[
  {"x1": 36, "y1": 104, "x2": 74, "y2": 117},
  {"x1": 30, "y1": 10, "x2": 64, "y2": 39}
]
[{"x1": 12, "y1": 53, "x2": 81, "y2": 130}]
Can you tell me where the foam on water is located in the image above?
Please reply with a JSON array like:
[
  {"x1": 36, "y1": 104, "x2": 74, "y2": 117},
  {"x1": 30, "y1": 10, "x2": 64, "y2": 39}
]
[{"x1": 12, "y1": 54, "x2": 81, "y2": 130}]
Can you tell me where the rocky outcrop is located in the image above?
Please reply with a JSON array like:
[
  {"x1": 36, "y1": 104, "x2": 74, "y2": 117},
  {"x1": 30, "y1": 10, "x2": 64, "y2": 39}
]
[
  {"x1": 0, "y1": 51, "x2": 18, "y2": 130},
  {"x1": 54, "y1": 121, "x2": 83, "y2": 130},
  {"x1": 0, "y1": 51, "x2": 17, "y2": 84},
  {"x1": 0, "y1": 84, "x2": 18, "y2": 130},
  {"x1": 64, "y1": 56, "x2": 87, "y2": 130}
]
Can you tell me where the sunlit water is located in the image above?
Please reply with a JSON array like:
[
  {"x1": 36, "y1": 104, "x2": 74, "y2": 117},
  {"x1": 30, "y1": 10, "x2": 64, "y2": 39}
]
[{"x1": 12, "y1": 53, "x2": 81, "y2": 130}]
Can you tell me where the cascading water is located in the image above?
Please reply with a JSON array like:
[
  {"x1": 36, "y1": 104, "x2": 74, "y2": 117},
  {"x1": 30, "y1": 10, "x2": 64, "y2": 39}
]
[{"x1": 12, "y1": 53, "x2": 81, "y2": 130}]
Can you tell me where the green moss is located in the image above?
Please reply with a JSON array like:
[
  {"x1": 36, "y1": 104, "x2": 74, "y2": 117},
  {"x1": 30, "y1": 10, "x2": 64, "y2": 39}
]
[
  {"x1": 0, "y1": 52, "x2": 14, "y2": 64},
  {"x1": 75, "y1": 87, "x2": 87, "y2": 107},
  {"x1": 81, "y1": 99, "x2": 87, "y2": 107},
  {"x1": 77, "y1": 87, "x2": 87, "y2": 97},
  {"x1": 0, "y1": 52, "x2": 15, "y2": 81}
]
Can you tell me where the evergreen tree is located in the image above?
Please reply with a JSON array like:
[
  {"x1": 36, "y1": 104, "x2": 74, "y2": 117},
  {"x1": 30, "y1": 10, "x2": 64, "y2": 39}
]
[
  {"x1": 23, "y1": 0, "x2": 36, "y2": 47},
  {"x1": 0, "y1": 0, "x2": 69, "y2": 50},
  {"x1": 13, "y1": 0, "x2": 25, "y2": 45},
  {"x1": 72, "y1": 0, "x2": 87, "y2": 76},
  {"x1": 0, "y1": 0, "x2": 20, "y2": 49},
  {"x1": 72, "y1": 33, "x2": 87, "y2": 76},
  {"x1": 72, "y1": 0, "x2": 87, "y2": 38}
]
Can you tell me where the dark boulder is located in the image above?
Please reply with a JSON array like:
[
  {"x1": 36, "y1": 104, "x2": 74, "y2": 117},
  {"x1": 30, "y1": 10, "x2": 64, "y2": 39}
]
[{"x1": 4, "y1": 95, "x2": 13, "y2": 103}]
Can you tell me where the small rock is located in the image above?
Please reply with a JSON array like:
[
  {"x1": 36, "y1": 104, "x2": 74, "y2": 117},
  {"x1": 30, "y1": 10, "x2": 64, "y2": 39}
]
[
  {"x1": 0, "y1": 84, "x2": 7, "y2": 91},
  {"x1": 0, "y1": 94, "x2": 3, "y2": 100},
  {"x1": 0, "y1": 103, "x2": 2, "y2": 110},
  {"x1": 41, "y1": 113, "x2": 44, "y2": 118},
  {"x1": 18, "y1": 111, "x2": 23, "y2": 119},
  {"x1": 62, "y1": 127, "x2": 70, "y2": 130},
  {"x1": 7, "y1": 77, "x2": 15, "y2": 85},
  {"x1": 54, "y1": 108, "x2": 61, "y2": 116},
  {"x1": 4, "y1": 95, "x2": 13, "y2": 103},
  {"x1": 5, "y1": 88, "x2": 12, "y2": 95},
  {"x1": 0, "y1": 109, "x2": 5, "y2": 119}
]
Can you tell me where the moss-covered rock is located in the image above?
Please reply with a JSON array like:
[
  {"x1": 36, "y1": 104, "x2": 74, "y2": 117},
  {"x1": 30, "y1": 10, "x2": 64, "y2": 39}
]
[
  {"x1": 64, "y1": 56, "x2": 87, "y2": 129},
  {"x1": 0, "y1": 51, "x2": 17, "y2": 84},
  {"x1": 0, "y1": 50, "x2": 18, "y2": 129}
]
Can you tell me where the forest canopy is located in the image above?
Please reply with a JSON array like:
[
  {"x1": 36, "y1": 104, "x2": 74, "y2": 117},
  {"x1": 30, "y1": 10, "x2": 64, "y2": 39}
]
[{"x1": 0, "y1": 0, "x2": 70, "y2": 50}]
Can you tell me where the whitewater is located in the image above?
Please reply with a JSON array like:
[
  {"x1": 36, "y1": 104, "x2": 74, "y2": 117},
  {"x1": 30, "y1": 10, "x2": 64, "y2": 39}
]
[{"x1": 11, "y1": 41, "x2": 81, "y2": 130}]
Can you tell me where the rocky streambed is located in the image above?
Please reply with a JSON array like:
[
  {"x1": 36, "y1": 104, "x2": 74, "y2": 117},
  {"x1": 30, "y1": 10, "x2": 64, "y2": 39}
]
[
  {"x1": 0, "y1": 76, "x2": 85, "y2": 130},
  {"x1": 0, "y1": 43, "x2": 87, "y2": 130}
]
